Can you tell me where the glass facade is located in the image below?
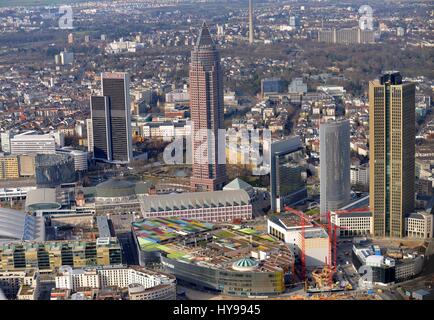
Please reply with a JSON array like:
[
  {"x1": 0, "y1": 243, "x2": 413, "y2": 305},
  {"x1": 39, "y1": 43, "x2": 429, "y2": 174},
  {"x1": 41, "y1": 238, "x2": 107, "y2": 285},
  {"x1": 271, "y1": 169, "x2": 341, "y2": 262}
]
[
  {"x1": 0, "y1": 239, "x2": 122, "y2": 271},
  {"x1": 161, "y1": 256, "x2": 285, "y2": 296}
]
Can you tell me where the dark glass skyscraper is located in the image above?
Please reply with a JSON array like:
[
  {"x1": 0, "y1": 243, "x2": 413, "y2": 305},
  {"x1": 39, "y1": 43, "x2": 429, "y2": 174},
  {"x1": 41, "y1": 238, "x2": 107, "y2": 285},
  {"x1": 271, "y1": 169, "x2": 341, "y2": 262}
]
[
  {"x1": 90, "y1": 72, "x2": 132, "y2": 164},
  {"x1": 270, "y1": 136, "x2": 307, "y2": 212},
  {"x1": 190, "y1": 22, "x2": 226, "y2": 191}
]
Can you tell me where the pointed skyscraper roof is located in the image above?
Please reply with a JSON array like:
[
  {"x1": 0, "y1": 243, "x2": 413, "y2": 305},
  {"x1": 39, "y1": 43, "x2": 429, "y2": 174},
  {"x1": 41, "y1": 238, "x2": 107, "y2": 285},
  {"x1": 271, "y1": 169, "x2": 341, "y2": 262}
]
[{"x1": 196, "y1": 21, "x2": 215, "y2": 48}]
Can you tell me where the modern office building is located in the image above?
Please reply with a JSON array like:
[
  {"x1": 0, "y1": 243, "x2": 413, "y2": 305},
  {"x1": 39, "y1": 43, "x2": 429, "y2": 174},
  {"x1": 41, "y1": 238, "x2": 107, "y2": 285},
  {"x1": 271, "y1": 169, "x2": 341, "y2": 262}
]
[
  {"x1": 318, "y1": 28, "x2": 375, "y2": 44},
  {"x1": 86, "y1": 118, "x2": 94, "y2": 153},
  {"x1": 261, "y1": 78, "x2": 286, "y2": 97},
  {"x1": 267, "y1": 214, "x2": 329, "y2": 269},
  {"x1": 330, "y1": 208, "x2": 373, "y2": 237},
  {"x1": 90, "y1": 72, "x2": 133, "y2": 164},
  {"x1": 10, "y1": 132, "x2": 56, "y2": 155},
  {"x1": 0, "y1": 131, "x2": 12, "y2": 154},
  {"x1": 0, "y1": 238, "x2": 122, "y2": 271},
  {"x1": 57, "y1": 148, "x2": 88, "y2": 172},
  {"x1": 288, "y1": 78, "x2": 307, "y2": 94},
  {"x1": 55, "y1": 51, "x2": 74, "y2": 65},
  {"x1": 350, "y1": 163, "x2": 370, "y2": 186},
  {"x1": 369, "y1": 72, "x2": 415, "y2": 238},
  {"x1": 0, "y1": 155, "x2": 19, "y2": 180},
  {"x1": 270, "y1": 137, "x2": 307, "y2": 212},
  {"x1": 319, "y1": 119, "x2": 351, "y2": 223},
  {"x1": 189, "y1": 22, "x2": 226, "y2": 191},
  {"x1": 35, "y1": 153, "x2": 76, "y2": 188},
  {"x1": 289, "y1": 16, "x2": 301, "y2": 30}
]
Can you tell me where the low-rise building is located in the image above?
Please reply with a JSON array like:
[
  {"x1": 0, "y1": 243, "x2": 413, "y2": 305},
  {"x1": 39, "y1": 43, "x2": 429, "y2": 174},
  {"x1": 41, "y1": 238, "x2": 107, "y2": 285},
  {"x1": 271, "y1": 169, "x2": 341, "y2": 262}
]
[
  {"x1": 0, "y1": 269, "x2": 39, "y2": 300},
  {"x1": 330, "y1": 208, "x2": 372, "y2": 237},
  {"x1": 405, "y1": 212, "x2": 433, "y2": 239},
  {"x1": 55, "y1": 265, "x2": 176, "y2": 300},
  {"x1": 267, "y1": 214, "x2": 329, "y2": 268},
  {"x1": 139, "y1": 189, "x2": 252, "y2": 222},
  {"x1": 0, "y1": 155, "x2": 19, "y2": 180}
]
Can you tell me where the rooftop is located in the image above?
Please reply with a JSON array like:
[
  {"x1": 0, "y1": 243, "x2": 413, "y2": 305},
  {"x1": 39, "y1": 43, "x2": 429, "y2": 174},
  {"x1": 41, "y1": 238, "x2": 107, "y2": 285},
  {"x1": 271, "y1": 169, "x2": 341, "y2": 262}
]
[
  {"x1": 0, "y1": 208, "x2": 45, "y2": 241},
  {"x1": 132, "y1": 217, "x2": 214, "y2": 247},
  {"x1": 140, "y1": 189, "x2": 250, "y2": 213},
  {"x1": 133, "y1": 218, "x2": 293, "y2": 273}
]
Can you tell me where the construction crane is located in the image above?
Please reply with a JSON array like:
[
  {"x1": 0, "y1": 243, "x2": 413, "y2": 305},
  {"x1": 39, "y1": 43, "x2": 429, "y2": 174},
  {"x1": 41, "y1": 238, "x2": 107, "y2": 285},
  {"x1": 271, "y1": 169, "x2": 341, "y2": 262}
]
[
  {"x1": 283, "y1": 207, "x2": 350, "y2": 288},
  {"x1": 283, "y1": 206, "x2": 312, "y2": 281}
]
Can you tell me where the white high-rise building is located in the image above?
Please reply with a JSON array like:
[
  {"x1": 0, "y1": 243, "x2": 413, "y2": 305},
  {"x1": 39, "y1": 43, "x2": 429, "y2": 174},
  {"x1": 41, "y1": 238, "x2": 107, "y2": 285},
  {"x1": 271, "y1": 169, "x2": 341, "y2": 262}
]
[
  {"x1": 0, "y1": 131, "x2": 12, "y2": 154},
  {"x1": 320, "y1": 119, "x2": 351, "y2": 223},
  {"x1": 86, "y1": 119, "x2": 94, "y2": 153}
]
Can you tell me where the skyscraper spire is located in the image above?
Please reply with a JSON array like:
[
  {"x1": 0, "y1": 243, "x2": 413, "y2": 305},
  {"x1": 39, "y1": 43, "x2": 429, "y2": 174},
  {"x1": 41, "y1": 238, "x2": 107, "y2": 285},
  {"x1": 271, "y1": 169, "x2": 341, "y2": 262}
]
[{"x1": 196, "y1": 21, "x2": 215, "y2": 48}]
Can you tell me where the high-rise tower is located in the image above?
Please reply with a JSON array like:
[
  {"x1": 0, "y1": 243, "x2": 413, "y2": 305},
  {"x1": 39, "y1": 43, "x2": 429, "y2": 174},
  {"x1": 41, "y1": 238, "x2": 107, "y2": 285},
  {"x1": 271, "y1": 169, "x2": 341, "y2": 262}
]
[
  {"x1": 189, "y1": 22, "x2": 226, "y2": 192},
  {"x1": 320, "y1": 119, "x2": 351, "y2": 223},
  {"x1": 90, "y1": 72, "x2": 132, "y2": 164},
  {"x1": 369, "y1": 71, "x2": 415, "y2": 238},
  {"x1": 249, "y1": 0, "x2": 254, "y2": 45}
]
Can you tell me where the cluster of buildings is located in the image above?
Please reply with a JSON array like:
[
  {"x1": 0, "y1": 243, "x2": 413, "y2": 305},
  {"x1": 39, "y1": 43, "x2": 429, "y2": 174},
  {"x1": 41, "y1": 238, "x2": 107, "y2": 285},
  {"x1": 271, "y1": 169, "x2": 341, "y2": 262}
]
[
  {"x1": 0, "y1": 2, "x2": 432, "y2": 300},
  {"x1": 0, "y1": 131, "x2": 88, "y2": 186},
  {"x1": 132, "y1": 217, "x2": 293, "y2": 297},
  {"x1": 352, "y1": 243, "x2": 425, "y2": 286}
]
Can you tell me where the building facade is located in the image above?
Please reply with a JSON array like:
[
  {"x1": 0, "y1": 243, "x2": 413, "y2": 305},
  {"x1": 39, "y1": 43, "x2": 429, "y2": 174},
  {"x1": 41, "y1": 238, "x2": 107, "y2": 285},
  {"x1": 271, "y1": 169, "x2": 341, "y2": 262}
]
[
  {"x1": 270, "y1": 137, "x2": 307, "y2": 212},
  {"x1": 0, "y1": 238, "x2": 122, "y2": 271},
  {"x1": 267, "y1": 215, "x2": 330, "y2": 269},
  {"x1": 0, "y1": 155, "x2": 19, "y2": 180},
  {"x1": 320, "y1": 119, "x2": 351, "y2": 222},
  {"x1": 55, "y1": 265, "x2": 176, "y2": 300},
  {"x1": 330, "y1": 209, "x2": 372, "y2": 237},
  {"x1": 318, "y1": 28, "x2": 375, "y2": 44},
  {"x1": 189, "y1": 23, "x2": 226, "y2": 192},
  {"x1": 91, "y1": 72, "x2": 133, "y2": 164},
  {"x1": 0, "y1": 270, "x2": 39, "y2": 300},
  {"x1": 405, "y1": 212, "x2": 433, "y2": 239},
  {"x1": 35, "y1": 153, "x2": 76, "y2": 188},
  {"x1": 10, "y1": 132, "x2": 56, "y2": 155},
  {"x1": 369, "y1": 72, "x2": 415, "y2": 237},
  {"x1": 139, "y1": 189, "x2": 252, "y2": 222}
]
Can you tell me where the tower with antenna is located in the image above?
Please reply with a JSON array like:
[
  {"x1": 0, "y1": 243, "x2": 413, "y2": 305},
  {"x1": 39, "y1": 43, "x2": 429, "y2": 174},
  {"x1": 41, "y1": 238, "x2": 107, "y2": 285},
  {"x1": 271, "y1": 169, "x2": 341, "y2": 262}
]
[{"x1": 249, "y1": 0, "x2": 254, "y2": 45}]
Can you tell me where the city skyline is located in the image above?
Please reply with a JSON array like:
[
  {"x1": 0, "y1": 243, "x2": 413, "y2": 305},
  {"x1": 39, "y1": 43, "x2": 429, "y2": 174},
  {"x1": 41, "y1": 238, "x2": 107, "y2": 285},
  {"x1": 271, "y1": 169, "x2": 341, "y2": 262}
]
[{"x1": 0, "y1": 0, "x2": 432, "y2": 304}]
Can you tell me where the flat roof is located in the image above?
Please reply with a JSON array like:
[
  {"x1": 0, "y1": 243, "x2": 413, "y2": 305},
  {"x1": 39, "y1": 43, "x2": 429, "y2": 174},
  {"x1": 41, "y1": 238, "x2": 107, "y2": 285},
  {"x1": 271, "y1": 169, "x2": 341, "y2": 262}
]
[
  {"x1": 96, "y1": 216, "x2": 111, "y2": 238},
  {"x1": 133, "y1": 218, "x2": 292, "y2": 273},
  {"x1": 132, "y1": 217, "x2": 214, "y2": 245}
]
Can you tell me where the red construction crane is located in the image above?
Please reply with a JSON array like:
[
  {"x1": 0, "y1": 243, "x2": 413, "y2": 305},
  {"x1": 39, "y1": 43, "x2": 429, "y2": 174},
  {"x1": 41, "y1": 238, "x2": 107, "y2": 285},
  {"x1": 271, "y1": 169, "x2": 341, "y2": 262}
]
[
  {"x1": 283, "y1": 207, "x2": 312, "y2": 281},
  {"x1": 283, "y1": 207, "x2": 350, "y2": 288},
  {"x1": 325, "y1": 210, "x2": 351, "y2": 286}
]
